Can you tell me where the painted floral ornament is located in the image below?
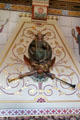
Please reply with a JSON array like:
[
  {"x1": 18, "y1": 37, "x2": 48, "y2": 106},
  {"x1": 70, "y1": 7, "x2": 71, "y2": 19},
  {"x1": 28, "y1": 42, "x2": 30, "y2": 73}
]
[{"x1": 8, "y1": 31, "x2": 76, "y2": 89}]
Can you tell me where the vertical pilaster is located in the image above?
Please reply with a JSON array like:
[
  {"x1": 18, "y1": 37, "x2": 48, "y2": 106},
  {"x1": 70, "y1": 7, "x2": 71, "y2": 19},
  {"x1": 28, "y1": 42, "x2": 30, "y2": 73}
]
[{"x1": 32, "y1": 0, "x2": 49, "y2": 20}]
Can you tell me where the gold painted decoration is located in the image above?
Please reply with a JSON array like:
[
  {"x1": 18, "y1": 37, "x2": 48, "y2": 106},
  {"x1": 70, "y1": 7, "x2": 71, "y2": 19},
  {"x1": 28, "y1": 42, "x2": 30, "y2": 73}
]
[{"x1": 0, "y1": 17, "x2": 80, "y2": 108}]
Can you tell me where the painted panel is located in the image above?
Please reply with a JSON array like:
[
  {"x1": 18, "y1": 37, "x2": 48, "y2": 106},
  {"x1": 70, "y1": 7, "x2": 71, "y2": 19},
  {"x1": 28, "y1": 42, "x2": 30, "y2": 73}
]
[
  {"x1": 32, "y1": 5, "x2": 47, "y2": 20},
  {"x1": 0, "y1": 17, "x2": 80, "y2": 110}
]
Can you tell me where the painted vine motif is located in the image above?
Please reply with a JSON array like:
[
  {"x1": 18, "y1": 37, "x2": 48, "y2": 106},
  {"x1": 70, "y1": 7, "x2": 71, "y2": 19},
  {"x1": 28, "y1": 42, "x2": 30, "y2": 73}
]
[{"x1": 0, "y1": 22, "x2": 80, "y2": 103}]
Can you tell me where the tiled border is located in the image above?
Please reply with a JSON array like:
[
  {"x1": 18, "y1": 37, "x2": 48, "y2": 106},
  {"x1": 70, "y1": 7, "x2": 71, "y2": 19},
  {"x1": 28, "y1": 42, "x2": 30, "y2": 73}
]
[
  {"x1": 0, "y1": 3, "x2": 80, "y2": 17},
  {"x1": 0, "y1": 108, "x2": 80, "y2": 116}
]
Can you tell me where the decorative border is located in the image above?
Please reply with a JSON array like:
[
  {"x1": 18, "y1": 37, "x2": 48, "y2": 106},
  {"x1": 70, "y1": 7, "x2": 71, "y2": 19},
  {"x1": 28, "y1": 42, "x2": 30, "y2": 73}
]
[
  {"x1": 32, "y1": 0, "x2": 49, "y2": 6},
  {"x1": 0, "y1": 3, "x2": 80, "y2": 17},
  {"x1": 0, "y1": 3, "x2": 31, "y2": 12},
  {"x1": 0, "y1": 108, "x2": 80, "y2": 116}
]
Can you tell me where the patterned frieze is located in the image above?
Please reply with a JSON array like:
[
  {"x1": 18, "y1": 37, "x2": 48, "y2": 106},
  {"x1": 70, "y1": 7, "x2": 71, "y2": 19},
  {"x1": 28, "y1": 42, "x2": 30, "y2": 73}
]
[
  {"x1": 32, "y1": 0, "x2": 49, "y2": 6},
  {"x1": 0, "y1": 3, "x2": 80, "y2": 17},
  {"x1": 0, "y1": 108, "x2": 80, "y2": 116}
]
